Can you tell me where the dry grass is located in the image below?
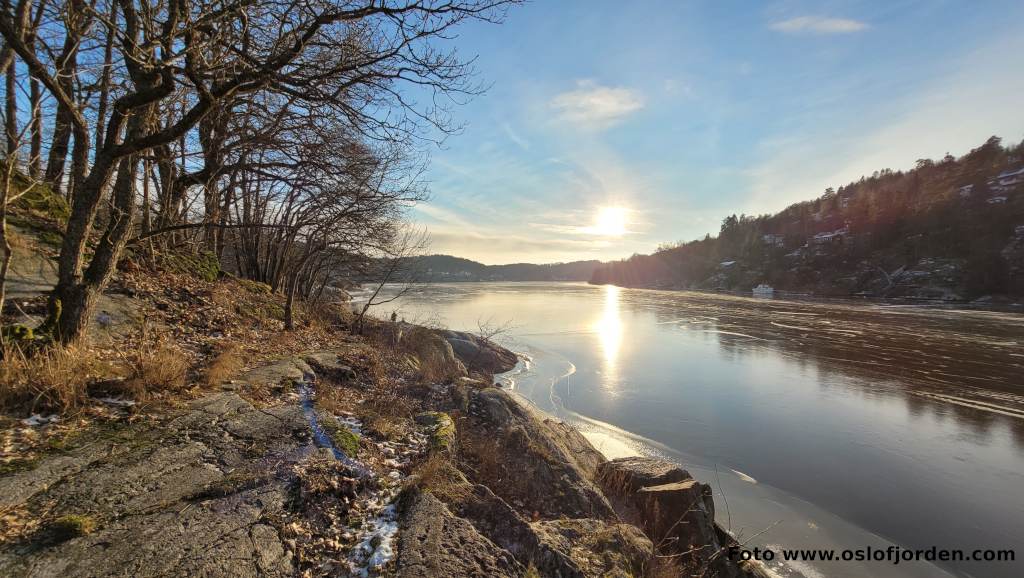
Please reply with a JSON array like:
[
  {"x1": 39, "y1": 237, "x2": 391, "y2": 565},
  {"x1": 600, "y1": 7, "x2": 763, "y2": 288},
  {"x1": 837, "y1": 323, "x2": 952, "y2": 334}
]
[
  {"x1": 363, "y1": 320, "x2": 464, "y2": 385},
  {"x1": 112, "y1": 331, "x2": 190, "y2": 399},
  {"x1": 398, "y1": 325, "x2": 463, "y2": 384},
  {"x1": 455, "y1": 418, "x2": 505, "y2": 486},
  {"x1": 203, "y1": 343, "x2": 243, "y2": 387},
  {"x1": 407, "y1": 453, "x2": 471, "y2": 504},
  {"x1": 0, "y1": 342, "x2": 102, "y2": 414},
  {"x1": 295, "y1": 299, "x2": 352, "y2": 331},
  {"x1": 644, "y1": 556, "x2": 684, "y2": 578}
]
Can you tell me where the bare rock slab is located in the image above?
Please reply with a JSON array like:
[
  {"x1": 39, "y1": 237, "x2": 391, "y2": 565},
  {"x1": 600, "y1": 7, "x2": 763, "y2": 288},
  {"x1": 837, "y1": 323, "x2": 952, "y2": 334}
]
[{"x1": 396, "y1": 492, "x2": 522, "y2": 578}]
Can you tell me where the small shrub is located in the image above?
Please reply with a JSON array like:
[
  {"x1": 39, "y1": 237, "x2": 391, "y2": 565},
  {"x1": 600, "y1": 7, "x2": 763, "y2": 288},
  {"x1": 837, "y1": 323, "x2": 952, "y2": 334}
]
[
  {"x1": 116, "y1": 335, "x2": 190, "y2": 398},
  {"x1": 408, "y1": 453, "x2": 470, "y2": 503},
  {"x1": 204, "y1": 343, "x2": 243, "y2": 387},
  {"x1": 359, "y1": 411, "x2": 406, "y2": 441},
  {"x1": 49, "y1": 514, "x2": 95, "y2": 540},
  {"x1": 0, "y1": 343, "x2": 99, "y2": 414}
]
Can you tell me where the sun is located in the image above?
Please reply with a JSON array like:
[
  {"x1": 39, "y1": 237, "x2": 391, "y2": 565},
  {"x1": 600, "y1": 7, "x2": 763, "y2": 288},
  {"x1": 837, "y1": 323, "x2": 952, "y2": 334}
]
[{"x1": 591, "y1": 206, "x2": 628, "y2": 236}]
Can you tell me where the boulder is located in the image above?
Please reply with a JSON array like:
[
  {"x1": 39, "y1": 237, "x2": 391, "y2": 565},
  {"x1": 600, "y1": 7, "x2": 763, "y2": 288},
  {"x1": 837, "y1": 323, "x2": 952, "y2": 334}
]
[
  {"x1": 396, "y1": 492, "x2": 522, "y2": 578},
  {"x1": 636, "y1": 480, "x2": 720, "y2": 558},
  {"x1": 441, "y1": 330, "x2": 518, "y2": 374},
  {"x1": 597, "y1": 456, "x2": 691, "y2": 495},
  {"x1": 403, "y1": 326, "x2": 467, "y2": 381},
  {"x1": 456, "y1": 387, "x2": 615, "y2": 520},
  {"x1": 597, "y1": 457, "x2": 743, "y2": 578},
  {"x1": 303, "y1": 352, "x2": 357, "y2": 382}
]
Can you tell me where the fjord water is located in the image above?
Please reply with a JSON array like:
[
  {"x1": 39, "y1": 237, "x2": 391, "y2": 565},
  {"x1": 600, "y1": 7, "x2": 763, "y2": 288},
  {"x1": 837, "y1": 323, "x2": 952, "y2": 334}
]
[{"x1": 370, "y1": 282, "x2": 1024, "y2": 578}]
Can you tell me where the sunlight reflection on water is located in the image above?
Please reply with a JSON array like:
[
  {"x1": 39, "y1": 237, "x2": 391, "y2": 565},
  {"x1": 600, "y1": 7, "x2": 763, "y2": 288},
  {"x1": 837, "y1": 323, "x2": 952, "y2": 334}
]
[{"x1": 369, "y1": 282, "x2": 1024, "y2": 578}]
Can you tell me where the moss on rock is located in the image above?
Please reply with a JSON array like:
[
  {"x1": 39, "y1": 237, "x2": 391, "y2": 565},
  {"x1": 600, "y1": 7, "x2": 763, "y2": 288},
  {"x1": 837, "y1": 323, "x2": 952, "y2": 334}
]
[
  {"x1": 162, "y1": 251, "x2": 221, "y2": 282},
  {"x1": 1, "y1": 323, "x2": 34, "y2": 342},
  {"x1": 320, "y1": 416, "x2": 360, "y2": 457},
  {"x1": 49, "y1": 514, "x2": 96, "y2": 540},
  {"x1": 416, "y1": 411, "x2": 456, "y2": 451},
  {"x1": 238, "y1": 278, "x2": 272, "y2": 294},
  {"x1": 10, "y1": 172, "x2": 70, "y2": 223}
]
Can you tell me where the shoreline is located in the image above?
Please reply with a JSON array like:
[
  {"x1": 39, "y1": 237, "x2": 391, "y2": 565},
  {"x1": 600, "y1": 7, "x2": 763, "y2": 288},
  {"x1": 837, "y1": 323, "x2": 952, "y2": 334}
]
[{"x1": 586, "y1": 281, "x2": 1024, "y2": 311}]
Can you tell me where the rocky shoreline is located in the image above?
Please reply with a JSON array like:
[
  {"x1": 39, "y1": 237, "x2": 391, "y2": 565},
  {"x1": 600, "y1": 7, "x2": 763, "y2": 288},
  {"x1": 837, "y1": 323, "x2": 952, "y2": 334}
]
[{"x1": 0, "y1": 323, "x2": 771, "y2": 577}]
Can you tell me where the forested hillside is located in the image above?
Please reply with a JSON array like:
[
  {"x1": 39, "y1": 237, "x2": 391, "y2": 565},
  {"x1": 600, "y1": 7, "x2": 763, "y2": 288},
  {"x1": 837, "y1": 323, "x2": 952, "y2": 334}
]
[
  {"x1": 401, "y1": 255, "x2": 603, "y2": 282},
  {"x1": 591, "y1": 136, "x2": 1024, "y2": 301}
]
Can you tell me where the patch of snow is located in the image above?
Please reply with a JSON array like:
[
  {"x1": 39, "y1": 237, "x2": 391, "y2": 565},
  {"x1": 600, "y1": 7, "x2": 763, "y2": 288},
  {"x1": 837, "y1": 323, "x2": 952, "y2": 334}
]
[
  {"x1": 21, "y1": 414, "x2": 60, "y2": 426},
  {"x1": 348, "y1": 500, "x2": 400, "y2": 577},
  {"x1": 94, "y1": 397, "x2": 137, "y2": 407}
]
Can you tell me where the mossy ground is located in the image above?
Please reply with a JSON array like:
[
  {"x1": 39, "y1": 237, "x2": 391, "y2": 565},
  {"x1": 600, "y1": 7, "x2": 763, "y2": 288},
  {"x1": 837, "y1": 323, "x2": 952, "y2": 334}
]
[
  {"x1": 189, "y1": 471, "x2": 269, "y2": 501},
  {"x1": 160, "y1": 252, "x2": 221, "y2": 282},
  {"x1": 9, "y1": 172, "x2": 70, "y2": 223},
  {"x1": 418, "y1": 411, "x2": 455, "y2": 451},
  {"x1": 0, "y1": 456, "x2": 40, "y2": 476},
  {"x1": 320, "y1": 416, "x2": 361, "y2": 457},
  {"x1": 48, "y1": 514, "x2": 96, "y2": 540}
]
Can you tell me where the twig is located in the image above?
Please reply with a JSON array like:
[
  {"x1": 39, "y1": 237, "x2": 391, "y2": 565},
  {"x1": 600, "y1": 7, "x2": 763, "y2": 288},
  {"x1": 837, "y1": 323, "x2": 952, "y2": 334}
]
[{"x1": 714, "y1": 464, "x2": 731, "y2": 532}]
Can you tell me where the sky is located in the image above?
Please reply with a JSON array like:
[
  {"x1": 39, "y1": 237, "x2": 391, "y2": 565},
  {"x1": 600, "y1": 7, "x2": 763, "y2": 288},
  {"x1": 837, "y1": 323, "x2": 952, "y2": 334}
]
[{"x1": 408, "y1": 0, "x2": 1024, "y2": 265}]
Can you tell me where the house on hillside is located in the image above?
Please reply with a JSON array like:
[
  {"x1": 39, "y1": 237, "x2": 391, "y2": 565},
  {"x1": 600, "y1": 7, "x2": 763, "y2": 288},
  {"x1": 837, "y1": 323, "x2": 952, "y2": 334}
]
[
  {"x1": 762, "y1": 234, "x2": 784, "y2": 247},
  {"x1": 1015, "y1": 225, "x2": 1024, "y2": 237},
  {"x1": 988, "y1": 167, "x2": 1024, "y2": 192},
  {"x1": 958, "y1": 184, "x2": 974, "y2": 198},
  {"x1": 812, "y1": 226, "x2": 850, "y2": 245},
  {"x1": 988, "y1": 196, "x2": 1008, "y2": 204}
]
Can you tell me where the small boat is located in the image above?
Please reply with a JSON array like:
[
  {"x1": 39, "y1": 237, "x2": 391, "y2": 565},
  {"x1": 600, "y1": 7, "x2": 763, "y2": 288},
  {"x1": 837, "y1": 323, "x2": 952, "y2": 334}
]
[{"x1": 752, "y1": 283, "x2": 774, "y2": 296}]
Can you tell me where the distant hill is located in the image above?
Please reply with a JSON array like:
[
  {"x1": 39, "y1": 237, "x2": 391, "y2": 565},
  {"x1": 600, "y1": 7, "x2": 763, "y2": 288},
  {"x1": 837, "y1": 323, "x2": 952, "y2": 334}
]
[
  {"x1": 405, "y1": 254, "x2": 604, "y2": 282},
  {"x1": 590, "y1": 135, "x2": 1024, "y2": 302}
]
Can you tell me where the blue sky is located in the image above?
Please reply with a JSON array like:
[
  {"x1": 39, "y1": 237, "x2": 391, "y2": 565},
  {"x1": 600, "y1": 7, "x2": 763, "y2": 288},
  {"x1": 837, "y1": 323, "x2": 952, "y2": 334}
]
[{"x1": 410, "y1": 0, "x2": 1024, "y2": 264}]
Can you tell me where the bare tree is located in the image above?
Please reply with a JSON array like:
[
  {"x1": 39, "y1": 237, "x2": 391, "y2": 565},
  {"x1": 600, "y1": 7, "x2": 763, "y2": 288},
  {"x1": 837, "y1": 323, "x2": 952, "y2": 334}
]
[
  {"x1": 0, "y1": 0, "x2": 519, "y2": 343},
  {"x1": 353, "y1": 225, "x2": 427, "y2": 335}
]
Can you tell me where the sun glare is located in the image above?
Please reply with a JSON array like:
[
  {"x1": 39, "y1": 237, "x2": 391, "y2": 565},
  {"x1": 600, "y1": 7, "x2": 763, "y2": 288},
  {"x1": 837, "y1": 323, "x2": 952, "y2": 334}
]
[{"x1": 592, "y1": 206, "x2": 628, "y2": 236}]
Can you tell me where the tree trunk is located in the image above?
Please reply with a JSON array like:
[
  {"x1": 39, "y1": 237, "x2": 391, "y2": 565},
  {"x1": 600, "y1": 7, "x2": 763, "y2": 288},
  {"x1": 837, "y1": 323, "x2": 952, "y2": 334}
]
[
  {"x1": 284, "y1": 273, "x2": 297, "y2": 330},
  {"x1": 48, "y1": 109, "x2": 146, "y2": 342}
]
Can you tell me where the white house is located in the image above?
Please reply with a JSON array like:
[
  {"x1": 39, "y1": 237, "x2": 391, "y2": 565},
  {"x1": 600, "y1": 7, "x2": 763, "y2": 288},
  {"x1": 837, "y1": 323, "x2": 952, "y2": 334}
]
[
  {"x1": 812, "y1": 226, "x2": 850, "y2": 245},
  {"x1": 958, "y1": 184, "x2": 974, "y2": 198},
  {"x1": 987, "y1": 196, "x2": 1008, "y2": 204},
  {"x1": 996, "y1": 167, "x2": 1024, "y2": 186},
  {"x1": 988, "y1": 167, "x2": 1024, "y2": 192},
  {"x1": 762, "y1": 234, "x2": 784, "y2": 247}
]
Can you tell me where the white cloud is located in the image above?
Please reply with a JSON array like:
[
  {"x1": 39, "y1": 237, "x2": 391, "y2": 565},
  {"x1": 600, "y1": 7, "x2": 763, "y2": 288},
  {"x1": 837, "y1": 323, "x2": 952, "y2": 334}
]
[
  {"x1": 770, "y1": 16, "x2": 868, "y2": 35},
  {"x1": 550, "y1": 80, "x2": 644, "y2": 128},
  {"x1": 501, "y1": 122, "x2": 530, "y2": 150}
]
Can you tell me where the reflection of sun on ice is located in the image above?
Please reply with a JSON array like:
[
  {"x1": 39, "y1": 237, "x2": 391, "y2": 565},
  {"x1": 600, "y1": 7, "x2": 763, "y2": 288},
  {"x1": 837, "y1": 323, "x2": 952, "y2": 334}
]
[
  {"x1": 591, "y1": 206, "x2": 628, "y2": 236},
  {"x1": 593, "y1": 285, "x2": 622, "y2": 370}
]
